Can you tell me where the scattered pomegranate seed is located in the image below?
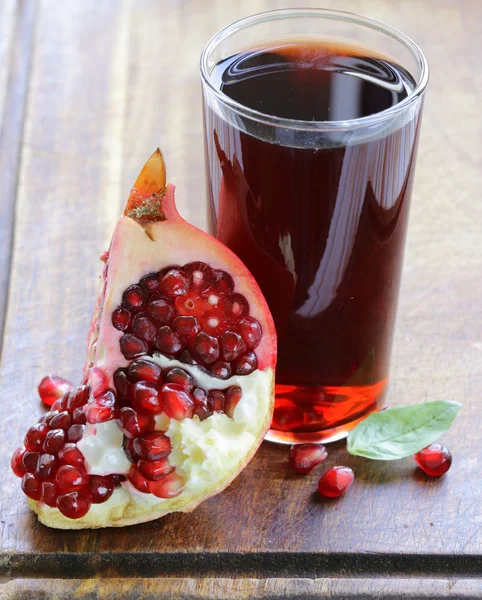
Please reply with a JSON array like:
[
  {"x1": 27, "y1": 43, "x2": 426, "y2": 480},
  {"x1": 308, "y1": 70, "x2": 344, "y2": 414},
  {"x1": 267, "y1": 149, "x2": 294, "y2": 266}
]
[
  {"x1": 192, "y1": 332, "x2": 220, "y2": 365},
  {"x1": 56, "y1": 465, "x2": 88, "y2": 492},
  {"x1": 225, "y1": 293, "x2": 249, "y2": 322},
  {"x1": 161, "y1": 383, "x2": 195, "y2": 420},
  {"x1": 85, "y1": 390, "x2": 116, "y2": 424},
  {"x1": 48, "y1": 411, "x2": 72, "y2": 431},
  {"x1": 211, "y1": 361, "x2": 232, "y2": 380},
  {"x1": 147, "y1": 295, "x2": 175, "y2": 324},
  {"x1": 128, "y1": 359, "x2": 162, "y2": 384},
  {"x1": 11, "y1": 448, "x2": 27, "y2": 477},
  {"x1": 43, "y1": 429, "x2": 66, "y2": 454},
  {"x1": 172, "y1": 315, "x2": 201, "y2": 341},
  {"x1": 211, "y1": 390, "x2": 225, "y2": 413},
  {"x1": 193, "y1": 388, "x2": 212, "y2": 420},
  {"x1": 238, "y1": 317, "x2": 262, "y2": 350},
  {"x1": 67, "y1": 424, "x2": 85, "y2": 442},
  {"x1": 122, "y1": 285, "x2": 148, "y2": 312},
  {"x1": 160, "y1": 269, "x2": 190, "y2": 297},
  {"x1": 155, "y1": 325, "x2": 183, "y2": 354},
  {"x1": 112, "y1": 307, "x2": 132, "y2": 331},
  {"x1": 225, "y1": 386, "x2": 242, "y2": 418},
  {"x1": 41, "y1": 481, "x2": 58, "y2": 507},
  {"x1": 38, "y1": 375, "x2": 74, "y2": 407},
  {"x1": 24, "y1": 423, "x2": 49, "y2": 451},
  {"x1": 57, "y1": 491, "x2": 91, "y2": 519},
  {"x1": 140, "y1": 272, "x2": 162, "y2": 294},
  {"x1": 127, "y1": 464, "x2": 150, "y2": 493},
  {"x1": 58, "y1": 443, "x2": 84, "y2": 466},
  {"x1": 137, "y1": 457, "x2": 173, "y2": 481},
  {"x1": 165, "y1": 367, "x2": 195, "y2": 391},
  {"x1": 133, "y1": 381, "x2": 162, "y2": 414},
  {"x1": 120, "y1": 333, "x2": 148, "y2": 359},
  {"x1": 150, "y1": 471, "x2": 185, "y2": 498},
  {"x1": 133, "y1": 433, "x2": 171, "y2": 460},
  {"x1": 21, "y1": 473, "x2": 41, "y2": 500},
  {"x1": 88, "y1": 475, "x2": 114, "y2": 503},
  {"x1": 318, "y1": 467, "x2": 354, "y2": 498},
  {"x1": 289, "y1": 443, "x2": 328, "y2": 474},
  {"x1": 233, "y1": 351, "x2": 258, "y2": 375},
  {"x1": 116, "y1": 406, "x2": 154, "y2": 437},
  {"x1": 184, "y1": 261, "x2": 214, "y2": 290},
  {"x1": 132, "y1": 313, "x2": 157, "y2": 342},
  {"x1": 414, "y1": 443, "x2": 452, "y2": 477},
  {"x1": 220, "y1": 331, "x2": 246, "y2": 361}
]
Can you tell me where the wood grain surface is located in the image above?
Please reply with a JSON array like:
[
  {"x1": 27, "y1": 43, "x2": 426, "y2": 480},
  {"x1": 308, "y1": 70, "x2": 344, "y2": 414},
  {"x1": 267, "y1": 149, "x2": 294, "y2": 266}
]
[{"x1": 1, "y1": 0, "x2": 481, "y2": 597}]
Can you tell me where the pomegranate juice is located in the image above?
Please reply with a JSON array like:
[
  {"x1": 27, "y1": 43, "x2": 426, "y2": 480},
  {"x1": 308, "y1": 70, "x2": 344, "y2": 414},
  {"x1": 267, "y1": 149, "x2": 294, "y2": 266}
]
[{"x1": 203, "y1": 41, "x2": 422, "y2": 442}]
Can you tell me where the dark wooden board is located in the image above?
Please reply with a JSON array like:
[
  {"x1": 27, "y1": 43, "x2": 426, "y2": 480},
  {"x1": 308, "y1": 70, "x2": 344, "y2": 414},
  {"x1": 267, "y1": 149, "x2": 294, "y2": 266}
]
[{"x1": 1, "y1": 0, "x2": 482, "y2": 596}]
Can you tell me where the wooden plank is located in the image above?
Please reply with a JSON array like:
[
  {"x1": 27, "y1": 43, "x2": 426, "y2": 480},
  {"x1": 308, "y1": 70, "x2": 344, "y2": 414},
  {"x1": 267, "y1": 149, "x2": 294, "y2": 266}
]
[
  {"x1": 0, "y1": 0, "x2": 36, "y2": 352},
  {"x1": 2, "y1": 577, "x2": 482, "y2": 600},
  {"x1": 0, "y1": 0, "x2": 481, "y2": 592}
]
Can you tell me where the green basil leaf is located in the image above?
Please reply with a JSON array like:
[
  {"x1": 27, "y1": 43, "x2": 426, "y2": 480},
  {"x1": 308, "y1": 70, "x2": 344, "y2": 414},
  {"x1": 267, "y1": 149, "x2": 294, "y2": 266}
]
[{"x1": 347, "y1": 400, "x2": 462, "y2": 460}]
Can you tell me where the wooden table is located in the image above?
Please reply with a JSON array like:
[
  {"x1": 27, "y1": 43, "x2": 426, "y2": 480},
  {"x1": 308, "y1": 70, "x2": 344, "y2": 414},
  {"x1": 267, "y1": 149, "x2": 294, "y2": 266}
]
[{"x1": 1, "y1": 0, "x2": 481, "y2": 597}]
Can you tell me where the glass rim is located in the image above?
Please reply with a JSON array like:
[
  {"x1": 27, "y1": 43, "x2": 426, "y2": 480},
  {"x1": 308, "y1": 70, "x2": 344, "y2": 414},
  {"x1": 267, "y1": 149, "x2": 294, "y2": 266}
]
[{"x1": 200, "y1": 8, "x2": 429, "y2": 132}]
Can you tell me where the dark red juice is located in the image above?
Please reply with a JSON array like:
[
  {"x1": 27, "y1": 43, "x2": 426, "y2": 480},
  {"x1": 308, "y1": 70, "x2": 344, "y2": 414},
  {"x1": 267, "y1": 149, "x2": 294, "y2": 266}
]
[{"x1": 203, "y1": 41, "x2": 422, "y2": 442}]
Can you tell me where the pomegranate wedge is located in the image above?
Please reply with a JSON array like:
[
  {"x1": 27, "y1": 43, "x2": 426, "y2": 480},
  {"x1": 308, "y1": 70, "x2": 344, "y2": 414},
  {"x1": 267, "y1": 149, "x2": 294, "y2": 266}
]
[{"x1": 12, "y1": 150, "x2": 277, "y2": 529}]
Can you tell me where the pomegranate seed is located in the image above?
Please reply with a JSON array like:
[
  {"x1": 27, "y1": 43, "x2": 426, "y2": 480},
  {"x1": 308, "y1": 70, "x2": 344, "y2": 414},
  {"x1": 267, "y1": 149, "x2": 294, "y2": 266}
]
[
  {"x1": 183, "y1": 262, "x2": 214, "y2": 290},
  {"x1": 21, "y1": 473, "x2": 41, "y2": 500},
  {"x1": 131, "y1": 313, "x2": 157, "y2": 342},
  {"x1": 193, "y1": 388, "x2": 213, "y2": 420},
  {"x1": 49, "y1": 411, "x2": 72, "y2": 431},
  {"x1": 44, "y1": 410, "x2": 59, "y2": 426},
  {"x1": 58, "y1": 443, "x2": 84, "y2": 466},
  {"x1": 66, "y1": 385, "x2": 90, "y2": 411},
  {"x1": 174, "y1": 292, "x2": 203, "y2": 316},
  {"x1": 220, "y1": 331, "x2": 247, "y2": 362},
  {"x1": 122, "y1": 284, "x2": 148, "y2": 312},
  {"x1": 178, "y1": 350, "x2": 197, "y2": 365},
  {"x1": 225, "y1": 293, "x2": 249, "y2": 322},
  {"x1": 233, "y1": 351, "x2": 258, "y2": 376},
  {"x1": 128, "y1": 359, "x2": 162, "y2": 384},
  {"x1": 22, "y1": 451, "x2": 40, "y2": 473},
  {"x1": 110, "y1": 474, "x2": 126, "y2": 486},
  {"x1": 24, "y1": 423, "x2": 49, "y2": 451},
  {"x1": 192, "y1": 332, "x2": 219, "y2": 365},
  {"x1": 133, "y1": 433, "x2": 171, "y2": 460},
  {"x1": 210, "y1": 361, "x2": 232, "y2": 380},
  {"x1": 147, "y1": 295, "x2": 175, "y2": 324},
  {"x1": 140, "y1": 272, "x2": 162, "y2": 294},
  {"x1": 414, "y1": 443, "x2": 452, "y2": 477},
  {"x1": 51, "y1": 395, "x2": 68, "y2": 411},
  {"x1": 161, "y1": 383, "x2": 195, "y2": 420},
  {"x1": 88, "y1": 475, "x2": 114, "y2": 503},
  {"x1": 11, "y1": 448, "x2": 27, "y2": 477},
  {"x1": 38, "y1": 375, "x2": 74, "y2": 407},
  {"x1": 35, "y1": 453, "x2": 57, "y2": 480},
  {"x1": 56, "y1": 465, "x2": 88, "y2": 491},
  {"x1": 238, "y1": 317, "x2": 262, "y2": 350},
  {"x1": 113, "y1": 368, "x2": 130, "y2": 397},
  {"x1": 138, "y1": 457, "x2": 173, "y2": 481},
  {"x1": 127, "y1": 464, "x2": 150, "y2": 493},
  {"x1": 133, "y1": 381, "x2": 162, "y2": 414},
  {"x1": 43, "y1": 429, "x2": 66, "y2": 454},
  {"x1": 57, "y1": 491, "x2": 91, "y2": 519},
  {"x1": 123, "y1": 437, "x2": 139, "y2": 463},
  {"x1": 160, "y1": 269, "x2": 190, "y2": 297},
  {"x1": 116, "y1": 406, "x2": 154, "y2": 437},
  {"x1": 289, "y1": 443, "x2": 328, "y2": 474},
  {"x1": 67, "y1": 424, "x2": 85, "y2": 442},
  {"x1": 120, "y1": 333, "x2": 148, "y2": 359},
  {"x1": 210, "y1": 390, "x2": 225, "y2": 413},
  {"x1": 225, "y1": 386, "x2": 242, "y2": 418},
  {"x1": 85, "y1": 390, "x2": 116, "y2": 424},
  {"x1": 210, "y1": 270, "x2": 234, "y2": 295},
  {"x1": 318, "y1": 467, "x2": 354, "y2": 498},
  {"x1": 155, "y1": 325, "x2": 182, "y2": 354},
  {"x1": 72, "y1": 407, "x2": 87, "y2": 425},
  {"x1": 172, "y1": 315, "x2": 201, "y2": 341},
  {"x1": 111, "y1": 307, "x2": 131, "y2": 331},
  {"x1": 165, "y1": 367, "x2": 195, "y2": 391},
  {"x1": 199, "y1": 311, "x2": 229, "y2": 337},
  {"x1": 150, "y1": 471, "x2": 185, "y2": 498},
  {"x1": 89, "y1": 367, "x2": 108, "y2": 397},
  {"x1": 41, "y1": 481, "x2": 58, "y2": 507}
]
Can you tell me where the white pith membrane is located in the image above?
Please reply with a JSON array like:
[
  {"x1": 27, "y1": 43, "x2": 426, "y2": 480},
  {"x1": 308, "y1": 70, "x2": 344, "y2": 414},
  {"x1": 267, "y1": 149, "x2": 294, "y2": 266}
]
[{"x1": 24, "y1": 169, "x2": 276, "y2": 529}]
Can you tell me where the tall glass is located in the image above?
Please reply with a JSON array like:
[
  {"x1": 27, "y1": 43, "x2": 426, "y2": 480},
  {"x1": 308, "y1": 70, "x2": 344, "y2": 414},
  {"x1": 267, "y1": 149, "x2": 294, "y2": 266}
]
[{"x1": 201, "y1": 9, "x2": 428, "y2": 443}]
